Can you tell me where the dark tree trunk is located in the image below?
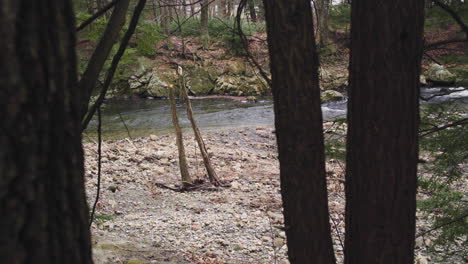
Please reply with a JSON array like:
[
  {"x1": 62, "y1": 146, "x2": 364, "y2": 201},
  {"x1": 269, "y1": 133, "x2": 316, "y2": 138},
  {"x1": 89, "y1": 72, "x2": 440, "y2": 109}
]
[
  {"x1": 263, "y1": 1, "x2": 336, "y2": 263},
  {"x1": 0, "y1": 1, "x2": 93, "y2": 263},
  {"x1": 248, "y1": 0, "x2": 257, "y2": 22},
  {"x1": 344, "y1": 0, "x2": 424, "y2": 263},
  {"x1": 78, "y1": 0, "x2": 130, "y2": 118}
]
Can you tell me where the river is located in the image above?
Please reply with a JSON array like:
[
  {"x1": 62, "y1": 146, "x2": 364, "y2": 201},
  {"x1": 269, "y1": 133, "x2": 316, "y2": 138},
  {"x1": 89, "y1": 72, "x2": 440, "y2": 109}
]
[{"x1": 85, "y1": 87, "x2": 467, "y2": 140}]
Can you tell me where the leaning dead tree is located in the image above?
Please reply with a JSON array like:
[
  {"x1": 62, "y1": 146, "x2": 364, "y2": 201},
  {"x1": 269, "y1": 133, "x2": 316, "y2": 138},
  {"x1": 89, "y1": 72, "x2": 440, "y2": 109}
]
[
  {"x1": 168, "y1": 84, "x2": 192, "y2": 188},
  {"x1": 177, "y1": 66, "x2": 221, "y2": 186}
]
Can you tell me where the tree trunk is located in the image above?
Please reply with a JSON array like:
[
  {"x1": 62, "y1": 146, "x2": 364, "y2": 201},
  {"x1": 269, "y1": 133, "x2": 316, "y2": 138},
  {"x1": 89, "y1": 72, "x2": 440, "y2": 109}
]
[
  {"x1": 316, "y1": 0, "x2": 330, "y2": 46},
  {"x1": 256, "y1": 0, "x2": 265, "y2": 21},
  {"x1": 248, "y1": 0, "x2": 257, "y2": 22},
  {"x1": 160, "y1": 5, "x2": 170, "y2": 35},
  {"x1": 0, "y1": 1, "x2": 93, "y2": 263},
  {"x1": 78, "y1": 0, "x2": 130, "y2": 118},
  {"x1": 168, "y1": 85, "x2": 192, "y2": 188},
  {"x1": 344, "y1": 0, "x2": 424, "y2": 263},
  {"x1": 218, "y1": 0, "x2": 227, "y2": 17},
  {"x1": 200, "y1": 0, "x2": 209, "y2": 37},
  {"x1": 262, "y1": 1, "x2": 336, "y2": 263},
  {"x1": 178, "y1": 68, "x2": 221, "y2": 186},
  {"x1": 190, "y1": 0, "x2": 195, "y2": 16},
  {"x1": 227, "y1": 0, "x2": 232, "y2": 17}
]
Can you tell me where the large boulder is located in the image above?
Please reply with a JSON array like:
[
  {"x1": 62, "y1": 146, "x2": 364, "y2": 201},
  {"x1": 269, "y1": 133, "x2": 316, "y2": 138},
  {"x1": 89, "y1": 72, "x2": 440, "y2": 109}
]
[
  {"x1": 321, "y1": 90, "x2": 344, "y2": 102},
  {"x1": 319, "y1": 67, "x2": 348, "y2": 90},
  {"x1": 227, "y1": 60, "x2": 247, "y2": 76},
  {"x1": 214, "y1": 75, "x2": 269, "y2": 96},
  {"x1": 128, "y1": 70, "x2": 170, "y2": 97},
  {"x1": 426, "y1": 63, "x2": 456, "y2": 85},
  {"x1": 186, "y1": 67, "x2": 217, "y2": 95}
]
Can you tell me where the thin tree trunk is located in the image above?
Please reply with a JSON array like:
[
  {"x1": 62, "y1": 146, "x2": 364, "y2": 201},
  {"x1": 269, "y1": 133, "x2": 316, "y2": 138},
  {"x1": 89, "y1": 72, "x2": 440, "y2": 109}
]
[
  {"x1": 227, "y1": 0, "x2": 232, "y2": 17},
  {"x1": 78, "y1": 0, "x2": 130, "y2": 118},
  {"x1": 256, "y1": 0, "x2": 265, "y2": 21},
  {"x1": 344, "y1": 0, "x2": 425, "y2": 263},
  {"x1": 218, "y1": 0, "x2": 227, "y2": 17},
  {"x1": 82, "y1": 0, "x2": 148, "y2": 131},
  {"x1": 178, "y1": 68, "x2": 221, "y2": 186},
  {"x1": 0, "y1": 0, "x2": 93, "y2": 262},
  {"x1": 263, "y1": 0, "x2": 336, "y2": 263},
  {"x1": 160, "y1": 5, "x2": 170, "y2": 35},
  {"x1": 190, "y1": 0, "x2": 195, "y2": 16},
  {"x1": 200, "y1": 0, "x2": 209, "y2": 37},
  {"x1": 316, "y1": 0, "x2": 330, "y2": 46},
  {"x1": 168, "y1": 85, "x2": 192, "y2": 188},
  {"x1": 248, "y1": 0, "x2": 257, "y2": 22}
]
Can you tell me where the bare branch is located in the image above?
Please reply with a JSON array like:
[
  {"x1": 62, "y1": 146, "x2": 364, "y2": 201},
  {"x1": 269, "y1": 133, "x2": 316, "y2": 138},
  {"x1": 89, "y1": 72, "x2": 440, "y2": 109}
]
[
  {"x1": 236, "y1": 0, "x2": 271, "y2": 87},
  {"x1": 76, "y1": 0, "x2": 120, "y2": 32},
  {"x1": 420, "y1": 117, "x2": 468, "y2": 137},
  {"x1": 424, "y1": 38, "x2": 468, "y2": 51},
  {"x1": 432, "y1": 0, "x2": 468, "y2": 37},
  {"x1": 82, "y1": 0, "x2": 147, "y2": 130},
  {"x1": 416, "y1": 213, "x2": 468, "y2": 238}
]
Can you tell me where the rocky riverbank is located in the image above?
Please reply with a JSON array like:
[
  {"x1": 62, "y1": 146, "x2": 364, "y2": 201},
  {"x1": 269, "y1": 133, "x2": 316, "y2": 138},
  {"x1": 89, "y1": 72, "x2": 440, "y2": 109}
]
[{"x1": 85, "y1": 126, "x2": 452, "y2": 264}]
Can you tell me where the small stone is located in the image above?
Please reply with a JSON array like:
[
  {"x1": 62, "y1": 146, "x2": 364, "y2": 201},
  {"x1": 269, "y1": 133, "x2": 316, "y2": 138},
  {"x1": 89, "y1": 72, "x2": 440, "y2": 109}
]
[
  {"x1": 149, "y1": 134, "x2": 158, "y2": 141},
  {"x1": 424, "y1": 238, "x2": 433, "y2": 247},
  {"x1": 107, "y1": 185, "x2": 119, "y2": 193},
  {"x1": 415, "y1": 237, "x2": 424, "y2": 248},
  {"x1": 231, "y1": 181, "x2": 240, "y2": 189},
  {"x1": 415, "y1": 254, "x2": 428, "y2": 264},
  {"x1": 273, "y1": 238, "x2": 284, "y2": 248}
]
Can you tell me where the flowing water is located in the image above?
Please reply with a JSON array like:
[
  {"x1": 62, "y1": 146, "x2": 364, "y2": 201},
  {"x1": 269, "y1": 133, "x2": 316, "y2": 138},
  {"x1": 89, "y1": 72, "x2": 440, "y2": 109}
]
[{"x1": 85, "y1": 87, "x2": 467, "y2": 140}]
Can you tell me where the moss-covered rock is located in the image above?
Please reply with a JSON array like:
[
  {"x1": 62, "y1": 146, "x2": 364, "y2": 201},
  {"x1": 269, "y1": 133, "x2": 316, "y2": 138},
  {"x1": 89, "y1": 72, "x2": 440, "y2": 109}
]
[
  {"x1": 214, "y1": 75, "x2": 269, "y2": 96},
  {"x1": 186, "y1": 67, "x2": 218, "y2": 95},
  {"x1": 426, "y1": 63, "x2": 456, "y2": 85},
  {"x1": 128, "y1": 70, "x2": 170, "y2": 97},
  {"x1": 228, "y1": 60, "x2": 247, "y2": 76},
  {"x1": 319, "y1": 67, "x2": 348, "y2": 90},
  {"x1": 321, "y1": 90, "x2": 344, "y2": 101}
]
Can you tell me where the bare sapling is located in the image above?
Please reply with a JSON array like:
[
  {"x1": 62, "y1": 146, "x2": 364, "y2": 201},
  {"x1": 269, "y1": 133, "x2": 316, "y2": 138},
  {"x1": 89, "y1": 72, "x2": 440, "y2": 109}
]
[
  {"x1": 168, "y1": 83, "x2": 192, "y2": 188},
  {"x1": 177, "y1": 66, "x2": 221, "y2": 186}
]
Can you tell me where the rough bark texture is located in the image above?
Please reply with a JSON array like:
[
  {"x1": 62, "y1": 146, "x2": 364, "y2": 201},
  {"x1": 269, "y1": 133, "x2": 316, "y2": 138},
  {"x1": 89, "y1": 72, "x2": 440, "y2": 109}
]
[
  {"x1": 168, "y1": 86, "x2": 192, "y2": 187},
  {"x1": 0, "y1": 1, "x2": 93, "y2": 263},
  {"x1": 78, "y1": 0, "x2": 130, "y2": 117},
  {"x1": 344, "y1": 0, "x2": 424, "y2": 263},
  {"x1": 263, "y1": 1, "x2": 336, "y2": 263}
]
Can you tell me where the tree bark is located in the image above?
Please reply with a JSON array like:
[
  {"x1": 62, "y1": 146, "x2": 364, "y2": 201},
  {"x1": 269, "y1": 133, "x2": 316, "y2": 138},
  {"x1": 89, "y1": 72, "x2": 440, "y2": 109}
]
[
  {"x1": 344, "y1": 0, "x2": 425, "y2": 263},
  {"x1": 168, "y1": 85, "x2": 192, "y2": 188},
  {"x1": 0, "y1": 1, "x2": 93, "y2": 263},
  {"x1": 178, "y1": 68, "x2": 221, "y2": 186},
  {"x1": 78, "y1": 0, "x2": 130, "y2": 118},
  {"x1": 263, "y1": 1, "x2": 336, "y2": 263},
  {"x1": 316, "y1": 0, "x2": 330, "y2": 46}
]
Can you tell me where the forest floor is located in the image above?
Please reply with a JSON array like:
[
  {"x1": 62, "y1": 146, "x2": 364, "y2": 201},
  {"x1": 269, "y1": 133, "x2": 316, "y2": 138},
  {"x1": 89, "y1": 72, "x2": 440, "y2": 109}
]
[{"x1": 84, "y1": 126, "x2": 451, "y2": 264}]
